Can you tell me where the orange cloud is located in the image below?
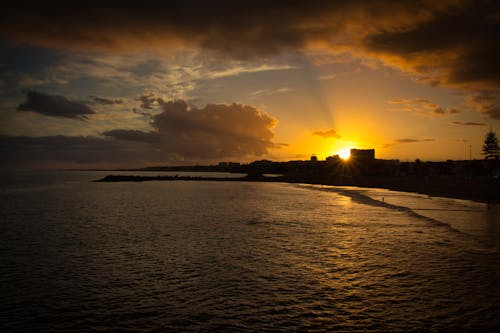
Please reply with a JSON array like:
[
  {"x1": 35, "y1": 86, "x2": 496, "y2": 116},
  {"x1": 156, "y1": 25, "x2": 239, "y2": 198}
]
[
  {"x1": 387, "y1": 98, "x2": 460, "y2": 117},
  {"x1": 0, "y1": 1, "x2": 471, "y2": 59},
  {"x1": 312, "y1": 129, "x2": 341, "y2": 139},
  {"x1": 1, "y1": 98, "x2": 282, "y2": 168},
  {"x1": 103, "y1": 99, "x2": 279, "y2": 159},
  {"x1": 466, "y1": 93, "x2": 500, "y2": 119},
  {"x1": 396, "y1": 138, "x2": 435, "y2": 143},
  {"x1": 452, "y1": 121, "x2": 487, "y2": 126},
  {"x1": 2, "y1": 1, "x2": 498, "y2": 118}
]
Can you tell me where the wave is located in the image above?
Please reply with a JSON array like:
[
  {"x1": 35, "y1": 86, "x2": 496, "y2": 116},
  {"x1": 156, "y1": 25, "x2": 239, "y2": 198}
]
[{"x1": 297, "y1": 184, "x2": 469, "y2": 234}]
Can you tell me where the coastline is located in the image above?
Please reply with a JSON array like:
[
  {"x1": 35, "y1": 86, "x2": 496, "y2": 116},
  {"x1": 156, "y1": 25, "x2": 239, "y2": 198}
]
[
  {"x1": 95, "y1": 174, "x2": 499, "y2": 204},
  {"x1": 349, "y1": 178, "x2": 499, "y2": 204}
]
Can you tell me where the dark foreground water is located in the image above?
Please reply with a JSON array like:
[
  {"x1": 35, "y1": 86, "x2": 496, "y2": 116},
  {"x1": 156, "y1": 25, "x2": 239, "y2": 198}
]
[{"x1": 1, "y1": 171, "x2": 499, "y2": 332}]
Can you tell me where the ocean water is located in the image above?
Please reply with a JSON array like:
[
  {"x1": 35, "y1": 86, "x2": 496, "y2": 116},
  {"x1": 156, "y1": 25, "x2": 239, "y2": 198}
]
[{"x1": 1, "y1": 171, "x2": 499, "y2": 332}]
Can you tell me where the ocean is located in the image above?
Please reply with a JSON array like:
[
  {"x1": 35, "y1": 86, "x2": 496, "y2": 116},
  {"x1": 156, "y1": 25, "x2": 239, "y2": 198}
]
[{"x1": 1, "y1": 171, "x2": 499, "y2": 332}]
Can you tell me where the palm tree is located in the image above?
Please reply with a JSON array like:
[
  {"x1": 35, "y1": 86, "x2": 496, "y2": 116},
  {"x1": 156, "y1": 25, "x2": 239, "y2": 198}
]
[{"x1": 482, "y1": 130, "x2": 500, "y2": 160}]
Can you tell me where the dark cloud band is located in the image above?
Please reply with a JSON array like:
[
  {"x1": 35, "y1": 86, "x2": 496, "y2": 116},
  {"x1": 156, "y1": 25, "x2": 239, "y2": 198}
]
[
  {"x1": 17, "y1": 90, "x2": 95, "y2": 119},
  {"x1": 2, "y1": 1, "x2": 498, "y2": 118},
  {"x1": 396, "y1": 138, "x2": 435, "y2": 144}
]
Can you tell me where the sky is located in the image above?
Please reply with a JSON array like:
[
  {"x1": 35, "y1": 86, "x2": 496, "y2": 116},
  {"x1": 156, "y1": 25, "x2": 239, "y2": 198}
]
[{"x1": 1, "y1": 0, "x2": 499, "y2": 169}]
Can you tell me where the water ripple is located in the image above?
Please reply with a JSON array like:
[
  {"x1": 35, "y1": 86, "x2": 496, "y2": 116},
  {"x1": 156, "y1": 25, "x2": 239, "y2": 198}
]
[{"x1": 1, "y1": 174, "x2": 499, "y2": 331}]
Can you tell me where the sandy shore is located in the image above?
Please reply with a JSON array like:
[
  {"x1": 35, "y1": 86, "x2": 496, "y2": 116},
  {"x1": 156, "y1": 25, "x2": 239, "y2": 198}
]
[{"x1": 334, "y1": 176, "x2": 499, "y2": 204}]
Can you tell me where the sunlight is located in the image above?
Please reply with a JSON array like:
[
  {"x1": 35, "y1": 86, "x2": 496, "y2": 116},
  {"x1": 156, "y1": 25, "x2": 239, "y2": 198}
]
[{"x1": 338, "y1": 148, "x2": 351, "y2": 160}]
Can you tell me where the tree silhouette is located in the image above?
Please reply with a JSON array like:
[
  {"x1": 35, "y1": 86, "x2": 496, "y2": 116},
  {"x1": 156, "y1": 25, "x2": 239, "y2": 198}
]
[{"x1": 482, "y1": 130, "x2": 499, "y2": 160}]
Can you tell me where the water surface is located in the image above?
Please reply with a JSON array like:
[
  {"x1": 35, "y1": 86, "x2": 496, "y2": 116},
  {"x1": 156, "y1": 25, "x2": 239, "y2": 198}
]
[{"x1": 1, "y1": 172, "x2": 499, "y2": 332}]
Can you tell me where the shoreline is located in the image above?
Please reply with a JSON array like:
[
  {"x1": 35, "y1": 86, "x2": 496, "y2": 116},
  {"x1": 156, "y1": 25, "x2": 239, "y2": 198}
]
[{"x1": 95, "y1": 174, "x2": 499, "y2": 204}]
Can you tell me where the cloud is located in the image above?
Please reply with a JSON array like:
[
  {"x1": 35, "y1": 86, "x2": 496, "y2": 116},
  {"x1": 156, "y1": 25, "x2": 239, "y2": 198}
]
[
  {"x1": 128, "y1": 59, "x2": 165, "y2": 77},
  {"x1": 1, "y1": 99, "x2": 280, "y2": 168},
  {"x1": 1, "y1": 1, "x2": 498, "y2": 118},
  {"x1": 101, "y1": 129, "x2": 160, "y2": 143},
  {"x1": 362, "y1": 2, "x2": 500, "y2": 90},
  {"x1": 103, "y1": 99, "x2": 279, "y2": 159},
  {"x1": 249, "y1": 87, "x2": 293, "y2": 98},
  {"x1": 312, "y1": 129, "x2": 341, "y2": 139},
  {"x1": 384, "y1": 138, "x2": 435, "y2": 149},
  {"x1": 0, "y1": 134, "x2": 229, "y2": 169},
  {"x1": 466, "y1": 93, "x2": 500, "y2": 119},
  {"x1": 387, "y1": 98, "x2": 460, "y2": 117},
  {"x1": 90, "y1": 96, "x2": 123, "y2": 105},
  {"x1": 205, "y1": 63, "x2": 296, "y2": 80},
  {"x1": 317, "y1": 74, "x2": 337, "y2": 80},
  {"x1": 0, "y1": 2, "x2": 320, "y2": 55},
  {"x1": 17, "y1": 90, "x2": 95, "y2": 119},
  {"x1": 452, "y1": 121, "x2": 487, "y2": 126},
  {"x1": 137, "y1": 92, "x2": 159, "y2": 109},
  {"x1": 0, "y1": 135, "x2": 159, "y2": 169},
  {"x1": 395, "y1": 138, "x2": 435, "y2": 144},
  {"x1": 0, "y1": 2, "x2": 446, "y2": 59},
  {"x1": 433, "y1": 107, "x2": 460, "y2": 115},
  {"x1": 133, "y1": 108, "x2": 153, "y2": 118}
]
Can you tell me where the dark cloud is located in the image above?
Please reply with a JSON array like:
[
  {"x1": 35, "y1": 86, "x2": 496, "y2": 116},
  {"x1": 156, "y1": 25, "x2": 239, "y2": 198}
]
[
  {"x1": 433, "y1": 107, "x2": 460, "y2": 115},
  {"x1": 0, "y1": 1, "x2": 481, "y2": 63},
  {"x1": 363, "y1": 1, "x2": 500, "y2": 91},
  {"x1": 0, "y1": 1, "x2": 344, "y2": 56},
  {"x1": 396, "y1": 138, "x2": 435, "y2": 144},
  {"x1": 452, "y1": 121, "x2": 487, "y2": 126},
  {"x1": 0, "y1": 1, "x2": 450, "y2": 56},
  {"x1": 90, "y1": 96, "x2": 123, "y2": 105},
  {"x1": 17, "y1": 90, "x2": 95, "y2": 119},
  {"x1": 137, "y1": 92, "x2": 159, "y2": 109},
  {"x1": 133, "y1": 108, "x2": 153, "y2": 118},
  {"x1": 102, "y1": 129, "x2": 160, "y2": 143},
  {"x1": 0, "y1": 135, "x2": 160, "y2": 169},
  {"x1": 1, "y1": 1, "x2": 498, "y2": 118},
  {"x1": 482, "y1": 106, "x2": 500, "y2": 120},
  {"x1": 467, "y1": 93, "x2": 500, "y2": 119},
  {"x1": 103, "y1": 99, "x2": 278, "y2": 159},
  {"x1": 383, "y1": 137, "x2": 435, "y2": 148},
  {"x1": 0, "y1": 42, "x2": 64, "y2": 75},
  {"x1": 312, "y1": 129, "x2": 341, "y2": 139}
]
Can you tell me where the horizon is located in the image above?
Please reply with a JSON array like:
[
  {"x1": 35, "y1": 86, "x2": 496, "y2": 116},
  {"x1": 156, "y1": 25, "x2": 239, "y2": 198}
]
[
  {"x1": 1, "y1": 1, "x2": 499, "y2": 169},
  {"x1": 6, "y1": 154, "x2": 494, "y2": 172}
]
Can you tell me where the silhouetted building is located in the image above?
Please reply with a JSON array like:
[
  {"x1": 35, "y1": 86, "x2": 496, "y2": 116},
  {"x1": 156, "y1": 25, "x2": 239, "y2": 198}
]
[
  {"x1": 350, "y1": 149, "x2": 375, "y2": 161},
  {"x1": 326, "y1": 155, "x2": 341, "y2": 163},
  {"x1": 218, "y1": 162, "x2": 241, "y2": 168}
]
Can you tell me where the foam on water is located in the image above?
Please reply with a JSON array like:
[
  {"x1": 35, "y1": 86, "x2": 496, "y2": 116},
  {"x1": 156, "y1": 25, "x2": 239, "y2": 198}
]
[{"x1": 301, "y1": 184, "x2": 500, "y2": 250}]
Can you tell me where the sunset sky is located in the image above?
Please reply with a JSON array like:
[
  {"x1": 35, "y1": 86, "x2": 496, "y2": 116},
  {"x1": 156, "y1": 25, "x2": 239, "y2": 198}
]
[{"x1": 1, "y1": 0, "x2": 499, "y2": 169}]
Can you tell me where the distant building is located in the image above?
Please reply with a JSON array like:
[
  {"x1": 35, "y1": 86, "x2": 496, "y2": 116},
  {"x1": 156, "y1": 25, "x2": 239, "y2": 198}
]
[
  {"x1": 350, "y1": 149, "x2": 375, "y2": 161},
  {"x1": 218, "y1": 162, "x2": 241, "y2": 168}
]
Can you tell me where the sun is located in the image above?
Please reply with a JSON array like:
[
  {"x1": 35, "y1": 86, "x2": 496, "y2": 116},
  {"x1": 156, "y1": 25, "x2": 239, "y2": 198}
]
[{"x1": 337, "y1": 148, "x2": 351, "y2": 160}]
